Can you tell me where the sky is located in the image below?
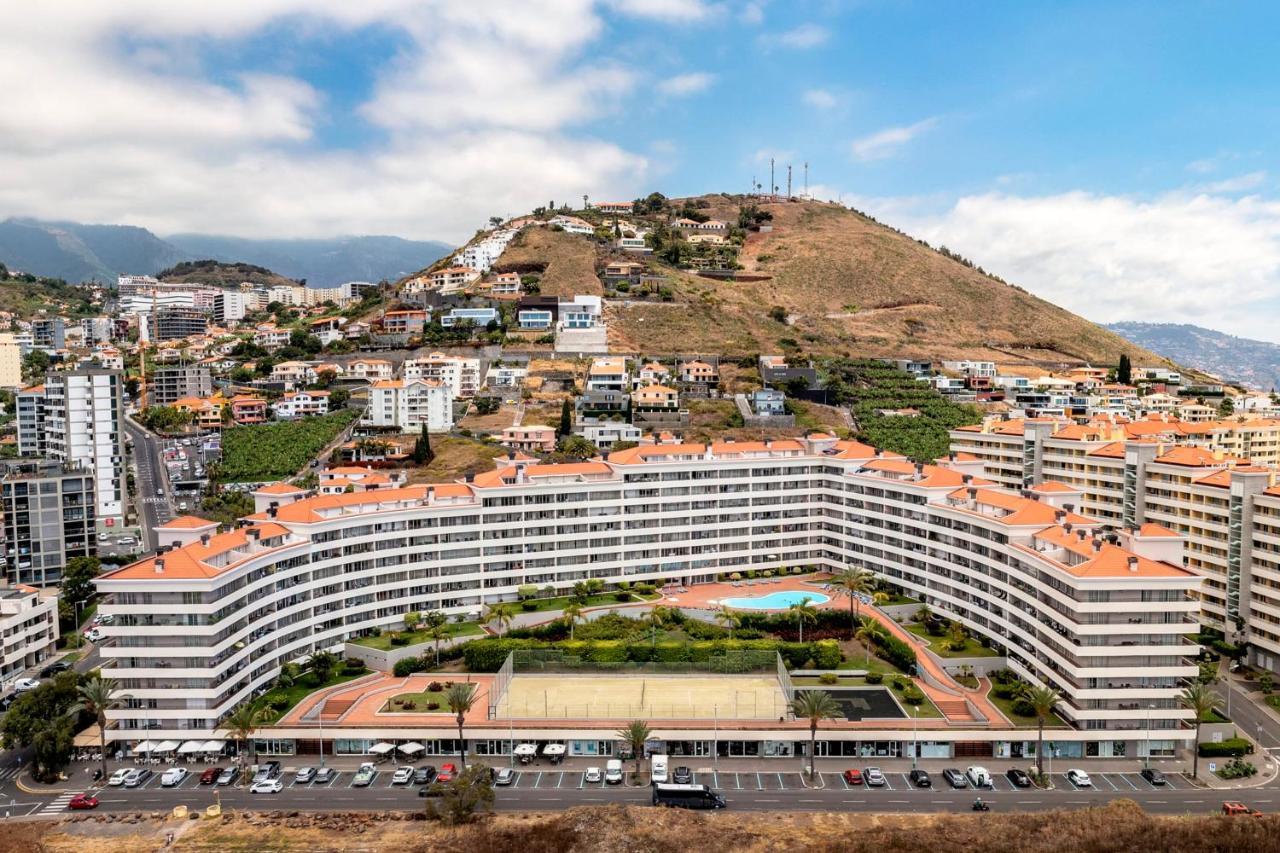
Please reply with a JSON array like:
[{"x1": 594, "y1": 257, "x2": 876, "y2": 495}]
[{"x1": 4, "y1": 1, "x2": 1280, "y2": 338}]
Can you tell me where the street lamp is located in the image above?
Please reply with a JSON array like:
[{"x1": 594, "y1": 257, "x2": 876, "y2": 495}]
[
  {"x1": 1145, "y1": 704, "x2": 1153, "y2": 769},
  {"x1": 911, "y1": 705, "x2": 918, "y2": 770},
  {"x1": 74, "y1": 597, "x2": 90, "y2": 628}
]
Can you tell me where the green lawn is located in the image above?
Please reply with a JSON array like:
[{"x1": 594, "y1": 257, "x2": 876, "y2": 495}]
[
  {"x1": 350, "y1": 621, "x2": 484, "y2": 650},
  {"x1": 262, "y1": 669, "x2": 368, "y2": 718},
  {"x1": 835, "y1": 654, "x2": 903, "y2": 676},
  {"x1": 512, "y1": 591, "x2": 660, "y2": 615},
  {"x1": 382, "y1": 683, "x2": 474, "y2": 713},
  {"x1": 904, "y1": 623, "x2": 1000, "y2": 658},
  {"x1": 986, "y1": 688, "x2": 1068, "y2": 728},
  {"x1": 792, "y1": 676, "x2": 943, "y2": 719}
]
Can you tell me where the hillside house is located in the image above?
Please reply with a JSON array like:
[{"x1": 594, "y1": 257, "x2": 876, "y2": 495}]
[
  {"x1": 632, "y1": 384, "x2": 679, "y2": 411},
  {"x1": 172, "y1": 396, "x2": 224, "y2": 429},
  {"x1": 270, "y1": 361, "x2": 316, "y2": 386},
  {"x1": 441, "y1": 307, "x2": 499, "y2": 328},
  {"x1": 488, "y1": 272, "x2": 522, "y2": 296},
  {"x1": 427, "y1": 267, "x2": 481, "y2": 292},
  {"x1": 381, "y1": 310, "x2": 429, "y2": 335},
  {"x1": 575, "y1": 417, "x2": 642, "y2": 449},
  {"x1": 309, "y1": 316, "x2": 347, "y2": 345},
  {"x1": 750, "y1": 388, "x2": 787, "y2": 417},
  {"x1": 501, "y1": 425, "x2": 557, "y2": 454},
  {"x1": 636, "y1": 361, "x2": 671, "y2": 387},
  {"x1": 586, "y1": 357, "x2": 629, "y2": 393},
  {"x1": 517, "y1": 309, "x2": 553, "y2": 330},
  {"x1": 548, "y1": 215, "x2": 594, "y2": 235},
  {"x1": 347, "y1": 359, "x2": 394, "y2": 381},
  {"x1": 272, "y1": 390, "x2": 331, "y2": 420},
  {"x1": 679, "y1": 359, "x2": 719, "y2": 385},
  {"x1": 595, "y1": 201, "x2": 633, "y2": 215},
  {"x1": 363, "y1": 378, "x2": 452, "y2": 431},
  {"x1": 229, "y1": 395, "x2": 268, "y2": 424}
]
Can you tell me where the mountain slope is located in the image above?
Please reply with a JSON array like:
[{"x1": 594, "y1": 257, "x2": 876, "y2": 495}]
[
  {"x1": 1106, "y1": 322, "x2": 1280, "y2": 389},
  {"x1": 157, "y1": 259, "x2": 299, "y2": 288},
  {"x1": 0, "y1": 218, "x2": 186, "y2": 283}
]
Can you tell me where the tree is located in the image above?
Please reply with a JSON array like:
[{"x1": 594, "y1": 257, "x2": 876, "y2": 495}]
[
  {"x1": 423, "y1": 610, "x2": 449, "y2": 665},
  {"x1": 446, "y1": 684, "x2": 476, "y2": 768},
  {"x1": 329, "y1": 387, "x2": 350, "y2": 410},
  {"x1": 1117, "y1": 353, "x2": 1132, "y2": 385},
  {"x1": 715, "y1": 605, "x2": 739, "y2": 640},
  {"x1": 1, "y1": 672, "x2": 80, "y2": 782},
  {"x1": 1018, "y1": 683, "x2": 1060, "y2": 779},
  {"x1": 831, "y1": 567, "x2": 873, "y2": 636},
  {"x1": 556, "y1": 435, "x2": 596, "y2": 459},
  {"x1": 1218, "y1": 396, "x2": 1236, "y2": 417},
  {"x1": 482, "y1": 602, "x2": 515, "y2": 637},
  {"x1": 67, "y1": 674, "x2": 128, "y2": 784},
  {"x1": 789, "y1": 597, "x2": 817, "y2": 643},
  {"x1": 946, "y1": 620, "x2": 968, "y2": 651},
  {"x1": 558, "y1": 399, "x2": 572, "y2": 437},
  {"x1": 61, "y1": 556, "x2": 103, "y2": 617},
  {"x1": 562, "y1": 601, "x2": 585, "y2": 640},
  {"x1": 224, "y1": 697, "x2": 273, "y2": 781},
  {"x1": 854, "y1": 616, "x2": 881, "y2": 665},
  {"x1": 307, "y1": 649, "x2": 339, "y2": 684},
  {"x1": 1181, "y1": 681, "x2": 1218, "y2": 779},
  {"x1": 404, "y1": 611, "x2": 422, "y2": 632},
  {"x1": 616, "y1": 719, "x2": 652, "y2": 779},
  {"x1": 423, "y1": 763, "x2": 495, "y2": 824},
  {"x1": 413, "y1": 424, "x2": 434, "y2": 465},
  {"x1": 791, "y1": 690, "x2": 841, "y2": 779}
]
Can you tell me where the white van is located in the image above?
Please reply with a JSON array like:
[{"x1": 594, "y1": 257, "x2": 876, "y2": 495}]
[
  {"x1": 650, "y1": 754, "x2": 669, "y2": 784},
  {"x1": 965, "y1": 766, "x2": 991, "y2": 789},
  {"x1": 605, "y1": 759, "x2": 623, "y2": 785}
]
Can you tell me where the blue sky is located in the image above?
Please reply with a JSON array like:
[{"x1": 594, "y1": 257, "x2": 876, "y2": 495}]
[{"x1": 3, "y1": 1, "x2": 1280, "y2": 337}]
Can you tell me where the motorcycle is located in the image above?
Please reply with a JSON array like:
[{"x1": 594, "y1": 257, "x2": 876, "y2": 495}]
[{"x1": 971, "y1": 799, "x2": 990, "y2": 812}]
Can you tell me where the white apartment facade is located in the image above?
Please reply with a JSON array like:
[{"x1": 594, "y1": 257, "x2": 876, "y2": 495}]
[
  {"x1": 0, "y1": 582, "x2": 59, "y2": 686},
  {"x1": 362, "y1": 378, "x2": 453, "y2": 432},
  {"x1": 44, "y1": 368, "x2": 125, "y2": 527},
  {"x1": 95, "y1": 436, "x2": 1199, "y2": 757},
  {"x1": 402, "y1": 353, "x2": 483, "y2": 399}
]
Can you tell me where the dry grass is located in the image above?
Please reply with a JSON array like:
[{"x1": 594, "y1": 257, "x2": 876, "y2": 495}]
[
  {"x1": 31, "y1": 801, "x2": 1280, "y2": 853},
  {"x1": 404, "y1": 436, "x2": 507, "y2": 484},
  {"x1": 456, "y1": 403, "x2": 519, "y2": 432},
  {"x1": 497, "y1": 228, "x2": 601, "y2": 297}
]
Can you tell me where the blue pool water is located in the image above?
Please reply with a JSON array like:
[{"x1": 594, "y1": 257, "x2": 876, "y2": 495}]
[{"x1": 720, "y1": 590, "x2": 830, "y2": 610}]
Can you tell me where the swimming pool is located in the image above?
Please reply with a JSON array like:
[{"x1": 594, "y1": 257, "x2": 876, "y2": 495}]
[{"x1": 719, "y1": 590, "x2": 830, "y2": 610}]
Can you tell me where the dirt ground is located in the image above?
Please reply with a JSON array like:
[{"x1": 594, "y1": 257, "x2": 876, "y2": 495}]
[{"x1": 17, "y1": 800, "x2": 1280, "y2": 853}]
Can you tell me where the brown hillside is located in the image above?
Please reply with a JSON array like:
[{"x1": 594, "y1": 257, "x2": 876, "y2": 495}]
[
  {"x1": 158, "y1": 259, "x2": 298, "y2": 288},
  {"x1": 495, "y1": 227, "x2": 602, "y2": 297}
]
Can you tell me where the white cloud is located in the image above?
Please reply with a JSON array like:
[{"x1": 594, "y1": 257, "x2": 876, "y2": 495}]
[
  {"x1": 739, "y1": 2, "x2": 765, "y2": 25},
  {"x1": 873, "y1": 190, "x2": 1280, "y2": 340},
  {"x1": 849, "y1": 117, "x2": 939, "y2": 161},
  {"x1": 604, "y1": 0, "x2": 723, "y2": 22},
  {"x1": 761, "y1": 22, "x2": 828, "y2": 49},
  {"x1": 0, "y1": 1, "x2": 663, "y2": 243},
  {"x1": 657, "y1": 71, "x2": 716, "y2": 96},
  {"x1": 802, "y1": 88, "x2": 836, "y2": 109},
  {"x1": 1198, "y1": 171, "x2": 1268, "y2": 194}
]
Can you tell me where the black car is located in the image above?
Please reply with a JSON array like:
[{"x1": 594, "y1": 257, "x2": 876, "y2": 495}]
[
  {"x1": 908, "y1": 769, "x2": 932, "y2": 788},
  {"x1": 39, "y1": 661, "x2": 71, "y2": 678},
  {"x1": 413, "y1": 766, "x2": 438, "y2": 785},
  {"x1": 941, "y1": 768, "x2": 968, "y2": 789},
  {"x1": 672, "y1": 766, "x2": 693, "y2": 784},
  {"x1": 1006, "y1": 768, "x2": 1032, "y2": 788},
  {"x1": 1140, "y1": 768, "x2": 1167, "y2": 786}
]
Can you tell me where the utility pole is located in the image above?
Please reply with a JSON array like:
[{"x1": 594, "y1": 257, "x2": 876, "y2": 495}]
[
  {"x1": 787, "y1": 165, "x2": 792, "y2": 199},
  {"x1": 770, "y1": 158, "x2": 775, "y2": 197},
  {"x1": 804, "y1": 161, "x2": 809, "y2": 197}
]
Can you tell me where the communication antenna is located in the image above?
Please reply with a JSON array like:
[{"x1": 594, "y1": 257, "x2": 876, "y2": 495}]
[
  {"x1": 786, "y1": 164, "x2": 792, "y2": 198},
  {"x1": 770, "y1": 158, "x2": 775, "y2": 198},
  {"x1": 804, "y1": 162, "x2": 809, "y2": 197}
]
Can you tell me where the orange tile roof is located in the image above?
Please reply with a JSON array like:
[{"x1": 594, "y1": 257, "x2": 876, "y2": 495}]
[
  {"x1": 710, "y1": 439, "x2": 805, "y2": 455},
  {"x1": 1136, "y1": 523, "x2": 1182, "y2": 538},
  {"x1": 1030, "y1": 481, "x2": 1081, "y2": 493},
  {"x1": 254, "y1": 482, "x2": 306, "y2": 495},
  {"x1": 606, "y1": 443, "x2": 705, "y2": 464},
  {"x1": 158, "y1": 515, "x2": 218, "y2": 530},
  {"x1": 1086, "y1": 442, "x2": 1127, "y2": 459},
  {"x1": 1028, "y1": 527, "x2": 1191, "y2": 578},
  {"x1": 101, "y1": 523, "x2": 295, "y2": 581},
  {"x1": 1154, "y1": 446, "x2": 1235, "y2": 467}
]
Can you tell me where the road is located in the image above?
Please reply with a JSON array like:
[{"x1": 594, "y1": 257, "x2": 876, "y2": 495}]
[
  {"x1": 2, "y1": 763, "x2": 1274, "y2": 819},
  {"x1": 123, "y1": 418, "x2": 171, "y2": 552},
  {"x1": 1217, "y1": 675, "x2": 1280, "y2": 752}
]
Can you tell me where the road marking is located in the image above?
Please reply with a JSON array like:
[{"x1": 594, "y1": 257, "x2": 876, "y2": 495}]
[
  {"x1": 776, "y1": 772, "x2": 785, "y2": 790},
  {"x1": 1097, "y1": 774, "x2": 1119, "y2": 792},
  {"x1": 533, "y1": 771, "x2": 543, "y2": 789},
  {"x1": 839, "y1": 773, "x2": 850, "y2": 790},
  {"x1": 41, "y1": 793, "x2": 75, "y2": 815},
  {"x1": 882, "y1": 775, "x2": 894, "y2": 791},
  {"x1": 755, "y1": 772, "x2": 763, "y2": 791},
  {"x1": 578, "y1": 773, "x2": 585, "y2": 789},
  {"x1": 556, "y1": 772, "x2": 565, "y2": 789},
  {"x1": 1115, "y1": 774, "x2": 1139, "y2": 790},
  {"x1": 1163, "y1": 776, "x2": 1178, "y2": 790},
  {"x1": 899, "y1": 773, "x2": 913, "y2": 790},
  {"x1": 734, "y1": 773, "x2": 742, "y2": 790}
]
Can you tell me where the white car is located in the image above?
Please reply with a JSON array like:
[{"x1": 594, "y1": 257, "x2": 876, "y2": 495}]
[
  {"x1": 83, "y1": 629, "x2": 103, "y2": 644},
  {"x1": 965, "y1": 766, "x2": 991, "y2": 789},
  {"x1": 1066, "y1": 769, "x2": 1093, "y2": 787},
  {"x1": 250, "y1": 779, "x2": 283, "y2": 794},
  {"x1": 584, "y1": 766, "x2": 603, "y2": 784},
  {"x1": 108, "y1": 768, "x2": 131, "y2": 787},
  {"x1": 391, "y1": 766, "x2": 415, "y2": 785},
  {"x1": 160, "y1": 767, "x2": 188, "y2": 787},
  {"x1": 13, "y1": 678, "x2": 40, "y2": 691}
]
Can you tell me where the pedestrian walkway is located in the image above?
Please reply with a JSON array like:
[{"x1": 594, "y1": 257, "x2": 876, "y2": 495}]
[
  {"x1": 40, "y1": 792, "x2": 75, "y2": 815},
  {"x1": 0, "y1": 765, "x2": 21, "y2": 782}
]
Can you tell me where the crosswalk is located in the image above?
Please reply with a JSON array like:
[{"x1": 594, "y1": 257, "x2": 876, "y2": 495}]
[
  {"x1": 41, "y1": 792, "x2": 75, "y2": 815},
  {"x1": 0, "y1": 766, "x2": 22, "y2": 782}
]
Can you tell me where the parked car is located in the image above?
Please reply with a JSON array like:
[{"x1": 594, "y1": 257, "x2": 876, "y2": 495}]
[
  {"x1": 93, "y1": 614, "x2": 114, "y2": 626},
  {"x1": 82, "y1": 629, "x2": 103, "y2": 644},
  {"x1": 68, "y1": 794, "x2": 99, "y2": 810},
  {"x1": 252, "y1": 760, "x2": 282, "y2": 783},
  {"x1": 908, "y1": 769, "x2": 932, "y2": 788},
  {"x1": 941, "y1": 768, "x2": 968, "y2": 789},
  {"x1": 672, "y1": 766, "x2": 693, "y2": 784},
  {"x1": 1140, "y1": 768, "x2": 1167, "y2": 786},
  {"x1": 123, "y1": 768, "x2": 151, "y2": 788},
  {"x1": 216, "y1": 767, "x2": 237, "y2": 786},
  {"x1": 294, "y1": 767, "x2": 316, "y2": 784},
  {"x1": 604, "y1": 760, "x2": 623, "y2": 785},
  {"x1": 107, "y1": 768, "x2": 130, "y2": 787},
  {"x1": 1066, "y1": 769, "x2": 1092, "y2": 788},
  {"x1": 437, "y1": 763, "x2": 457, "y2": 783},
  {"x1": 39, "y1": 661, "x2": 71, "y2": 678},
  {"x1": 842, "y1": 768, "x2": 863, "y2": 786},
  {"x1": 199, "y1": 767, "x2": 221, "y2": 785},
  {"x1": 250, "y1": 779, "x2": 283, "y2": 794},
  {"x1": 965, "y1": 766, "x2": 992, "y2": 789},
  {"x1": 496, "y1": 767, "x2": 516, "y2": 786},
  {"x1": 413, "y1": 766, "x2": 437, "y2": 785},
  {"x1": 864, "y1": 767, "x2": 886, "y2": 787},
  {"x1": 1223, "y1": 801, "x2": 1263, "y2": 816},
  {"x1": 392, "y1": 766, "x2": 415, "y2": 785},
  {"x1": 352, "y1": 763, "x2": 377, "y2": 787},
  {"x1": 160, "y1": 767, "x2": 188, "y2": 787},
  {"x1": 13, "y1": 678, "x2": 39, "y2": 691},
  {"x1": 1006, "y1": 768, "x2": 1032, "y2": 788},
  {"x1": 584, "y1": 766, "x2": 603, "y2": 784},
  {"x1": 314, "y1": 768, "x2": 336, "y2": 785}
]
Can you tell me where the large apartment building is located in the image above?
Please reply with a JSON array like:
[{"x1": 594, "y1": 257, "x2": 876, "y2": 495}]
[
  {"x1": 150, "y1": 365, "x2": 213, "y2": 407},
  {"x1": 362, "y1": 378, "x2": 453, "y2": 432},
  {"x1": 1, "y1": 459, "x2": 96, "y2": 586},
  {"x1": 0, "y1": 581, "x2": 59, "y2": 687},
  {"x1": 43, "y1": 368, "x2": 126, "y2": 527},
  {"x1": 401, "y1": 352, "x2": 483, "y2": 399},
  {"x1": 95, "y1": 435, "x2": 1199, "y2": 758},
  {"x1": 951, "y1": 416, "x2": 1280, "y2": 673}
]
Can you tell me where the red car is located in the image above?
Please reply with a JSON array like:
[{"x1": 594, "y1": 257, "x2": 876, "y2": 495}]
[
  {"x1": 69, "y1": 794, "x2": 99, "y2": 810},
  {"x1": 842, "y1": 769, "x2": 863, "y2": 785},
  {"x1": 437, "y1": 763, "x2": 457, "y2": 783},
  {"x1": 200, "y1": 767, "x2": 222, "y2": 785}
]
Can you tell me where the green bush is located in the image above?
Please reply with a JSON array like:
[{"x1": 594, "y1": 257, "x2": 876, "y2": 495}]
[
  {"x1": 521, "y1": 601, "x2": 538, "y2": 612},
  {"x1": 819, "y1": 673, "x2": 838, "y2": 685},
  {"x1": 993, "y1": 683, "x2": 1018, "y2": 700},
  {"x1": 812, "y1": 639, "x2": 843, "y2": 670},
  {"x1": 393, "y1": 657, "x2": 429, "y2": 677},
  {"x1": 1010, "y1": 698, "x2": 1036, "y2": 718},
  {"x1": 634, "y1": 583, "x2": 656, "y2": 595},
  {"x1": 614, "y1": 591, "x2": 632, "y2": 602},
  {"x1": 1199, "y1": 738, "x2": 1252, "y2": 758},
  {"x1": 870, "y1": 631, "x2": 917, "y2": 673},
  {"x1": 864, "y1": 672, "x2": 884, "y2": 684},
  {"x1": 903, "y1": 691, "x2": 924, "y2": 706}
]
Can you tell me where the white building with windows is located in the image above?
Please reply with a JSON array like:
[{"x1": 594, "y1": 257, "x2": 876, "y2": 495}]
[
  {"x1": 43, "y1": 367, "x2": 125, "y2": 527},
  {"x1": 0, "y1": 581, "x2": 59, "y2": 686},
  {"x1": 402, "y1": 352, "x2": 483, "y2": 398},
  {"x1": 362, "y1": 378, "x2": 452, "y2": 431}
]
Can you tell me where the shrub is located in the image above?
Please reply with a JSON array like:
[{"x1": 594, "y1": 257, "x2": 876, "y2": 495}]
[
  {"x1": 992, "y1": 683, "x2": 1019, "y2": 700},
  {"x1": 819, "y1": 673, "x2": 838, "y2": 685},
  {"x1": 865, "y1": 673, "x2": 884, "y2": 684},
  {"x1": 426, "y1": 701, "x2": 440, "y2": 711},
  {"x1": 870, "y1": 631, "x2": 917, "y2": 673},
  {"x1": 891, "y1": 677, "x2": 907, "y2": 692},
  {"x1": 614, "y1": 591, "x2": 632, "y2": 602},
  {"x1": 428, "y1": 681, "x2": 443, "y2": 692},
  {"x1": 634, "y1": 583, "x2": 656, "y2": 595},
  {"x1": 390, "y1": 635, "x2": 409, "y2": 647},
  {"x1": 903, "y1": 691, "x2": 924, "y2": 706},
  {"x1": 521, "y1": 601, "x2": 538, "y2": 612},
  {"x1": 1199, "y1": 738, "x2": 1252, "y2": 758},
  {"x1": 812, "y1": 639, "x2": 842, "y2": 670},
  {"x1": 393, "y1": 657, "x2": 429, "y2": 677},
  {"x1": 1010, "y1": 698, "x2": 1036, "y2": 718}
]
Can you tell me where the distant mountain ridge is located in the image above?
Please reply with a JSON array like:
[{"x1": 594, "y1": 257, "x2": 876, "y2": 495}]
[
  {"x1": 1105, "y1": 322, "x2": 1280, "y2": 390},
  {"x1": 0, "y1": 217, "x2": 449, "y2": 288}
]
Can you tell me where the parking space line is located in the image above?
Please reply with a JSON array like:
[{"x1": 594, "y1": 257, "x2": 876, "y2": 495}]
[
  {"x1": 1062, "y1": 774, "x2": 1079, "y2": 790},
  {"x1": 1097, "y1": 774, "x2": 1119, "y2": 792},
  {"x1": 734, "y1": 772, "x2": 742, "y2": 790},
  {"x1": 556, "y1": 772, "x2": 565, "y2": 788},
  {"x1": 1114, "y1": 773, "x2": 1139, "y2": 791},
  {"x1": 882, "y1": 775, "x2": 894, "y2": 791},
  {"x1": 839, "y1": 772, "x2": 850, "y2": 790},
  {"x1": 755, "y1": 772, "x2": 763, "y2": 791},
  {"x1": 776, "y1": 772, "x2": 785, "y2": 790},
  {"x1": 712, "y1": 771, "x2": 718, "y2": 788},
  {"x1": 899, "y1": 773, "x2": 913, "y2": 790},
  {"x1": 578, "y1": 772, "x2": 585, "y2": 789},
  {"x1": 1163, "y1": 776, "x2": 1178, "y2": 790},
  {"x1": 533, "y1": 771, "x2": 543, "y2": 789}
]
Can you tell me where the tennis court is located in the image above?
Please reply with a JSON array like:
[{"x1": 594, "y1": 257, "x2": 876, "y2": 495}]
[{"x1": 494, "y1": 674, "x2": 788, "y2": 720}]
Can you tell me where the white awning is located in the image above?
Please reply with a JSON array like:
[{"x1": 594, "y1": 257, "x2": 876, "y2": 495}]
[
  {"x1": 542, "y1": 744, "x2": 566, "y2": 755},
  {"x1": 513, "y1": 743, "x2": 537, "y2": 756},
  {"x1": 178, "y1": 740, "x2": 206, "y2": 754},
  {"x1": 132, "y1": 740, "x2": 156, "y2": 753},
  {"x1": 368, "y1": 742, "x2": 395, "y2": 755},
  {"x1": 397, "y1": 742, "x2": 424, "y2": 755},
  {"x1": 201, "y1": 740, "x2": 225, "y2": 752},
  {"x1": 152, "y1": 740, "x2": 181, "y2": 753}
]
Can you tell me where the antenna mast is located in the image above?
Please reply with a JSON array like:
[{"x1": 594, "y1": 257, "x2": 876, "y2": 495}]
[
  {"x1": 804, "y1": 162, "x2": 809, "y2": 197},
  {"x1": 786, "y1": 164, "x2": 792, "y2": 198},
  {"x1": 770, "y1": 158, "x2": 775, "y2": 197}
]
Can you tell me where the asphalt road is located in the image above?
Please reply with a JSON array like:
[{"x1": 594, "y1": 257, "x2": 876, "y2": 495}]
[
  {"x1": 4, "y1": 764, "x2": 1275, "y2": 819},
  {"x1": 123, "y1": 418, "x2": 171, "y2": 552},
  {"x1": 1217, "y1": 676, "x2": 1280, "y2": 753}
]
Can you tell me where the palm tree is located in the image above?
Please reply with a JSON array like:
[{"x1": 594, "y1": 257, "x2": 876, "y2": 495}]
[
  {"x1": 307, "y1": 649, "x2": 339, "y2": 684},
  {"x1": 562, "y1": 601, "x2": 585, "y2": 640},
  {"x1": 616, "y1": 719, "x2": 653, "y2": 780},
  {"x1": 831, "y1": 567, "x2": 873, "y2": 635},
  {"x1": 1181, "y1": 681, "x2": 1218, "y2": 779},
  {"x1": 854, "y1": 615, "x2": 881, "y2": 665},
  {"x1": 423, "y1": 611, "x2": 448, "y2": 664},
  {"x1": 447, "y1": 683, "x2": 476, "y2": 768},
  {"x1": 791, "y1": 690, "x2": 841, "y2": 779},
  {"x1": 67, "y1": 674, "x2": 128, "y2": 783},
  {"x1": 224, "y1": 697, "x2": 273, "y2": 782},
  {"x1": 789, "y1": 597, "x2": 817, "y2": 643},
  {"x1": 483, "y1": 602, "x2": 515, "y2": 637},
  {"x1": 1018, "y1": 683, "x2": 1061, "y2": 779},
  {"x1": 715, "y1": 605, "x2": 739, "y2": 640},
  {"x1": 946, "y1": 620, "x2": 968, "y2": 652}
]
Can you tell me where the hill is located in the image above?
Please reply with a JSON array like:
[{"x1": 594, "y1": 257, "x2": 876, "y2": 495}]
[
  {"x1": 0, "y1": 217, "x2": 449, "y2": 287},
  {"x1": 419, "y1": 194, "x2": 1170, "y2": 368},
  {"x1": 1107, "y1": 321, "x2": 1280, "y2": 390},
  {"x1": 156, "y1": 259, "x2": 299, "y2": 288},
  {"x1": 0, "y1": 263, "x2": 98, "y2": 317}
]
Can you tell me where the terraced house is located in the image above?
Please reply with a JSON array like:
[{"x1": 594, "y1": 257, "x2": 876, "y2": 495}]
[{"x1": 94, "y1": 435, "x2": 1200, "y2": 761}]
